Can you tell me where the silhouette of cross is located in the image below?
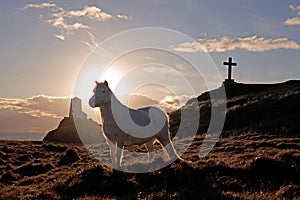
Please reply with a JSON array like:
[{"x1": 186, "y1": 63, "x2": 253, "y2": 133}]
[{"x1": 223, "y1": 57, "x2": 237, "y2": 80}]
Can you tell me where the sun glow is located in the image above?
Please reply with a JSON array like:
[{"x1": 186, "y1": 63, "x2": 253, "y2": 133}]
[{"x1": 100, "y1": 66, "x2": 125, "y2": 90}]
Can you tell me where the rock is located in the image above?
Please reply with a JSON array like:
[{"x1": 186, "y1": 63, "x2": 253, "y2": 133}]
[
  {"x1": 43, "y1": 117, "x2": 105, "y2": 144},
  {"x1": 43, "y1": 97, "x2": 105, "y2": 144}
]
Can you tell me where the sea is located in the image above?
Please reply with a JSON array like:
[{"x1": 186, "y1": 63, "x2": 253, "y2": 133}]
[{"x1": 0, "y1": 133, "x2": 46, "y2": 141}]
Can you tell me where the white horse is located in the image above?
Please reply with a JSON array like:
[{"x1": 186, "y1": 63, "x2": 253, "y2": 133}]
[{"x1": 89, "y1": 80, "x2": 181, "y2": 168}]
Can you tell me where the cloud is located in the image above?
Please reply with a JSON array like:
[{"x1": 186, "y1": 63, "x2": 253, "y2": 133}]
[
  {"x1": 116, "y1": 14, "x2": 130, "y2": 20},
  {"x1": 54, "y1": 34, "x2": 65, "y2": 41},
  {"x1": 140, "y1": 64, "x2": 199, "y2": 79},
  {"x1": 172, "y1": 36, "x2": 300, "y2": 53},
  {"x1": 0, "y1": 95, "x2": 70, "y2": 119},
  {"x1": 288, "y1": 5, "x2": 300, "y2": 12},
  {"x1": 142, "y1": 65, "x2": 177, "y2": 74},
  {"x1": 82, "y1": 30, "x2": 99, "y2": 50},
  {"x1": 22, "y1": 2, "x2": 130, "y2": 48},
  {"x1": 127, "y1": 94, "x2": 159, "y2": 109},
  {"x1": 125, "y1": 93, "x2": 190, "y2": 113},
  {"x1": 0, "y1": 95, "x2": 72, "y2": 134},
  {"x1": 23, "y1": 2, "x2": 92, "y2": 39},
  {"x1": 158, "y1": 95, "x2": 191, "y2": 113},
  {"x1": 285, "y1": 17, "x2": 300, "y2": 26},
  {"x1": 23, "y1": 2, "x2": 57, "y2": 10},
  {"x1": 64, "y1": 6, "x2": 112, "y2": 21},
  {"x1": 285, "y1": 4, "x2": 300, "y2": 26},
  {"x1": 47, "y1": 16, "x2": 89, "y2": 31}
]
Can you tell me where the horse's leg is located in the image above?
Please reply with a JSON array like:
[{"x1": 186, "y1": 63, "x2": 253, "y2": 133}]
[
  {"x1": 107, "y1": 139, "x2": 116, "y2": 167},
  {"x1": 157, "y1": 130, "x2": 180, "y2": 161},
  {"x1": 115, "y1": 140, "x2": 124, "y2": 168},
  {"x1": 145, "y1": 138, "x2": 155, "y2": 161}
]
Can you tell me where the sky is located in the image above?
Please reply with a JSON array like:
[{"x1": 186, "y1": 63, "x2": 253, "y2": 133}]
[{"x1": 0, "y1": 0, "x2": 299, "y2": 139}]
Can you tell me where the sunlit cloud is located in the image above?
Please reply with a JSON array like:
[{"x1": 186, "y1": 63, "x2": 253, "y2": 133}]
[
  {"x1": 47, "y1": 16, "x2": 89, "y2": 31},
  {"x1": 0, "y1": 95, "x2": 71, "y2": 134},
  {"x1": 23, "y1": 2, "x2": 92, "y2": 40},
  {"x1": 82, "y1": 30, "x2": 99, "y2": 50},
  {"x1": 22, "y1": 2, "x2": 57, "y2": 10},
  {"x1": 22, "y1": 2, "x2": 130, "y2": 49},
  {"x1": 285, "y1": 17, "x2": 300, "y2": 25},
  {"x1": 127, "y1": 94, "x2": 159, "y2": 109},
  {"x1": 125, "y1": 93, "x2": 191, "y2": 113},
  {"x1": 140, "y1": 64, "x2": 198, "y2": 78},
  {"x1": 158, "y1": 95, "x2": 191, "y2": 113},
  {"x1": 116, "y1": 14, "x2": 130, "y2": 20},
  {"x1": 19, "y1": 109, "x2": 60, "y2": 119},
  {"x1": 64, "y1": 6, "x2": 112, "y2": 21},
  {"x1": 289, "y1": 5, "x2": 300, "y2": 11},
  {"x1": 54, "y1": 34, "x2": 65, "y2": 41},
  {"x1": 0, "y1": 95, "x2": 71, "y2": 119},
  {"x1": 285, "y1": 4, "x2": 300, "y2": 26},
  {"x1": 172, "y1": 36, "x2": 300, "y2": 53}
]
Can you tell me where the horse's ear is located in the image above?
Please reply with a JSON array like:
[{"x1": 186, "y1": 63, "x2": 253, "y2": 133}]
[
  {"x1": 104, "y1": 80, "x2": 108, "y2": 86},
  {"x1": 95, "y1": 81, "x2": 100, "y2": 85}
]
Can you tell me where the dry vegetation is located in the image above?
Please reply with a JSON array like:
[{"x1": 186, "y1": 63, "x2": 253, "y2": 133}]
[
  {"x1": 170, "y1": 80, "x2": 300, "y2": 137},
  {"x1": 0, "y1": 133, "x2": 299, "y2": 199}
]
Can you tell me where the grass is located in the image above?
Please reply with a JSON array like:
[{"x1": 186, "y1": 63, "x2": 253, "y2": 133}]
[{"x1": 0, "y1": 133, "x2": 299, "y2": 199}]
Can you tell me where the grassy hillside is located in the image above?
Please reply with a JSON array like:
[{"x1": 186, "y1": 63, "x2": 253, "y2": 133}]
[
  {"x1": 170, "y1": 80, "x2": 300, "y2": 137},
  {"x1": 1, "y1": 134, "x2": 299, "y2": 199}
]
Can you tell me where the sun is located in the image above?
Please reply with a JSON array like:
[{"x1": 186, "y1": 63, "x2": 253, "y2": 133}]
[
  {"x1": 72, "y1": 61, "x2": 128, "y2": 123},
  {"x1": 100, "y1": 66, "x2": 124, "y2": 90}
]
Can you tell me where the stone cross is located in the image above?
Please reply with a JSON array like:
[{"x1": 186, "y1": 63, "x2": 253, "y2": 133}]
[{"x1": 223, "y1": 57, "x2": 237, "y2": 80}]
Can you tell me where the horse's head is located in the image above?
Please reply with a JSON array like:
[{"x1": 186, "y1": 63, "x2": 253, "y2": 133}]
[{"x1": 89, "y1": 80, "x2": 111, "y2": 108}]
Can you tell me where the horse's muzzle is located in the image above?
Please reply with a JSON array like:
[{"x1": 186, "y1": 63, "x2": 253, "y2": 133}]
[{"x1": 89, "y1": 96, "x2": 96, "y2": 108}]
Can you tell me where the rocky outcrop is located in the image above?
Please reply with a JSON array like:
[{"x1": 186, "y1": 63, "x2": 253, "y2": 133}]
[
  {"x1": 43, "y1": 97, "x2": 105, "y2": 144},
  {"x1": 43, "y1": 117, "x2": 105, "y2": 144}
]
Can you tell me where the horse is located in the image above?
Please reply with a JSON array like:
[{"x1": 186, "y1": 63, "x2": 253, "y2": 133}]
[{"x1": 89, "y1": 80, "x2": 181, "y2": 168}]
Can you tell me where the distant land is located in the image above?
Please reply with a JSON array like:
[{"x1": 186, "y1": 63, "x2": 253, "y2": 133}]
[{"x1": 0, "y1": 133, "x2": 45, "y2": 141}]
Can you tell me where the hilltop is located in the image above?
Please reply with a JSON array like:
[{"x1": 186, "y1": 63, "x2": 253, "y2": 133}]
[{"x1": 170, "y1": 80, "x2": 300, "y2": 137}]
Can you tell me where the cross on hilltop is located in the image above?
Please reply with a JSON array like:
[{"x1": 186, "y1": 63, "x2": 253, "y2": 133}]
[{"x1": 223, "y1": 57, "x2": 237, "y2": 83}]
